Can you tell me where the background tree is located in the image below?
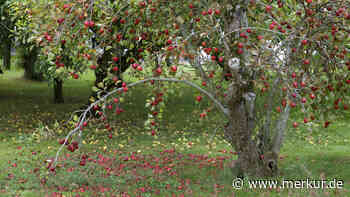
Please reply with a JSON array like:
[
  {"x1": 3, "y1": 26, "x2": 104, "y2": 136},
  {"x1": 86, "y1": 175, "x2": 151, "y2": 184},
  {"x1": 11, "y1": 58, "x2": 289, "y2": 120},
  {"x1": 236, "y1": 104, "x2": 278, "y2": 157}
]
[
  {"x1": 0, "y1": 0, "x2": 14, "y2": 71},
  {"x1": 8, "y1": 1, "x2": 46, "y2": 81}
]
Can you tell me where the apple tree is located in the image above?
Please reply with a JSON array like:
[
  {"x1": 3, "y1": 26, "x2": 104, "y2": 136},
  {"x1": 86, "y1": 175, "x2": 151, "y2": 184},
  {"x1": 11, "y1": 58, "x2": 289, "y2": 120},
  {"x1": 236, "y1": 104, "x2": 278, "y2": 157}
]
[
  {"x1": 25, "y1": 0, "x2": 350, "y2": 177},
  {"x1": 15, "y1": 0, "x2": 176, "y2": 105},
  {"x1": 0, "y1": 0, "x2": 15, "y2": 71}
]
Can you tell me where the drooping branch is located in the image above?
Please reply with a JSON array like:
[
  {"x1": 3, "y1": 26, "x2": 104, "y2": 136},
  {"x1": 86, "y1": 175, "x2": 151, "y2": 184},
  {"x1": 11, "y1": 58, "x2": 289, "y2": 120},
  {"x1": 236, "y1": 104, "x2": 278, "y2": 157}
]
[{"x1": 52, "y1": 77, "x2": 231, "y2": 166}]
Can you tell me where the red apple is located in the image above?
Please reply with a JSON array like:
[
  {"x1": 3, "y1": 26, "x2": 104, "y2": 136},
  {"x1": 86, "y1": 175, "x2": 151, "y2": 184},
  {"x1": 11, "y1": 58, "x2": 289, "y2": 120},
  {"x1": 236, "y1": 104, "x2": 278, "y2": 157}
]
[
  {"x1": 282, "y1": 99, "x2": 287, "y2": 107},
  {"x1": 265, "y1": 5, "x2": 272, "y2": 13},
  {"x1": 45, "y1": 35, "x2": 52, "y2": 42},
  {"x1": 276, "y1": 106, "x2": 281, "y2": 113},
  {"x1": 156, "y1": 67, "x2": 162, "y2": 74},
  {"x1": 309, "y1": 93, "x2": 315, "y2": 99},
  {"x1": 170, "y1": 65, "x2": 177, "y2": 72},
  {"x1": 139, "y1": 1, "x2": 146, "y2": 7},
  {"x1": 293, "y1": 81, "x2": 298, "y2": 88},
  {"x1": 301, "y1": 39, "x2": 308, "y2": 45},
  {"x1": 80, "y1": 160, "x2": 86, "y2": 166},
  {"x1": 90, "y1": 65, "x2": 97, "y2": 69},
  {"x1": 324, "y1": 121, "x2": 330, "y2": 128},
  {"x1": 112, "y1": 57, "x2": 119, "y2": 62},
  {"x1": 293, "y1": 122, "x2": 298, "y2": 128},
  {"x1": 304, "y1": 118, "x2": 308, "y2": 123},
  {"x1": 132, "y1": 63, "x2": 138, "y2": 69},
  {"x1": 290, "y1": 102, "x2": 296, "y2": 108}
]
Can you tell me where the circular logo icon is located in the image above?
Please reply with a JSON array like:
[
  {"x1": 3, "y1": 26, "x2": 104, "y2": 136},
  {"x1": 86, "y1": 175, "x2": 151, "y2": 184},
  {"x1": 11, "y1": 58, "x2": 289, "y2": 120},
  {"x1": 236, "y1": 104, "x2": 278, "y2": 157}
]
[{"x1": 232, "y1": 178, "x2": 243, "y2": 189}]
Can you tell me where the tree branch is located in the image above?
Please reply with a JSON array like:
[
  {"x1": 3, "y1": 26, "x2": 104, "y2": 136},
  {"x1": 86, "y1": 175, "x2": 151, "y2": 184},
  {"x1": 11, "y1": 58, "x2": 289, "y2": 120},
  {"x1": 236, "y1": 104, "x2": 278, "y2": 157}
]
[
  {"x1": 272, "y1": 104, "x2": 290, "y2": 155},
  {"x1": 52, "y1": 77, "x2": 230, "y2": 166}
]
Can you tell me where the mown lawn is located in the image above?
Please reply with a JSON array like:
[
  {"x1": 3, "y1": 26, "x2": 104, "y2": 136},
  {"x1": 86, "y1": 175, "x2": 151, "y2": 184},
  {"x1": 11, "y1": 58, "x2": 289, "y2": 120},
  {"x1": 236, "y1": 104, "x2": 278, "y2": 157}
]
[{"x1": 0, "y1": 70, "x2": 349, "y2": 196}]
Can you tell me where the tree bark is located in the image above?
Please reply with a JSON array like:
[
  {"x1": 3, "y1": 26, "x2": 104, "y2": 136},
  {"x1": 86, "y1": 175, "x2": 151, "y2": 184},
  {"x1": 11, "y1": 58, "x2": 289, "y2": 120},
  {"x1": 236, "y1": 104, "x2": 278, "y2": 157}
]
[
  {"x1": 225, "y1": 99, "x2": 278, "y2": 178},
  {"x1": 22, "y1": 46, "x2": 44, "y2": 81},
  {"x1": 54, "y1": 78, "x2": 64, "y2": 104},
  {"x1": 3, "y1": 40, "x2": 11, "y2": 70}
]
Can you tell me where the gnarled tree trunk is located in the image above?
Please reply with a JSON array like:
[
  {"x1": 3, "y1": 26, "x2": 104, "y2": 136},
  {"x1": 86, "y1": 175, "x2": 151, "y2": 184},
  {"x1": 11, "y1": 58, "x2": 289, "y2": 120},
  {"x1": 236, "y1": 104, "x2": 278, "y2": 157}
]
[
  {"x1": 221, "y1": 1, "x2": 283, "y2": 178},
  {"x1": 223, "y1": 81, "x2": 279, "y2": 178}
]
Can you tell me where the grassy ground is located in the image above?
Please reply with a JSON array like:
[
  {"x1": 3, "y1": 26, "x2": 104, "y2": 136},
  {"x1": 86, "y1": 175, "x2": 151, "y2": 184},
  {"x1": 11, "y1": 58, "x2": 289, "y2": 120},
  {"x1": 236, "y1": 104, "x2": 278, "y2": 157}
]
[{"x1": 0, "y1": 69, "x2": 350, "y2": 196}]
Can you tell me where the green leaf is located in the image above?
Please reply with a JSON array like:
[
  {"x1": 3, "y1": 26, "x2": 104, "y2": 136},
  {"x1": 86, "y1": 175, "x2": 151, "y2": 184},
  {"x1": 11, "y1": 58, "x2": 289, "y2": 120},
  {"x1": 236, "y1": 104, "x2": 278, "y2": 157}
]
[
  {"x1": 106, "y1": 46, "x2": 112, "y2": 51},
  {"x1": 97, "y1": 82, "x2": 104, "y2": 88},
  {"x1": 92, "y1": 86, "x2": 99, "y2": 92}
]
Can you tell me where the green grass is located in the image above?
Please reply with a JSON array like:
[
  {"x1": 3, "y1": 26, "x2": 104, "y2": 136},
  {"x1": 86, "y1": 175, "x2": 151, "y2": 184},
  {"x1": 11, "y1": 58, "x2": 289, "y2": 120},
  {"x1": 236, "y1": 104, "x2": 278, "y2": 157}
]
[{"x1": 0, "y1": 69, "x2": 350, "y2": 196}]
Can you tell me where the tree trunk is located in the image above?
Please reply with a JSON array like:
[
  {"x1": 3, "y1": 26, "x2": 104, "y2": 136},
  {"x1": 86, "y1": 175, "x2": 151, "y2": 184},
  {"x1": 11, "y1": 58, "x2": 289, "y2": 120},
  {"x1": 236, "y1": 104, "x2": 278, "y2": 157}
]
[
  {"x1": 223, "y1": 84, "x2": 279, "y2": 178},
  {"x1": 54, "y1": 78, "x2": 64, "y2": 104},
  {"x1": 82, "y1": 49, "x2": 127, "y2": 117},
  {"x1": 22, "y1": 46, "x2": 44, "y2": 81},
  {"x1": 225, "y1": 100, "x2": 278, "y2": 178},
  {"x1": 3, "y1": 40, "x2": 11, "y2": 70}
]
